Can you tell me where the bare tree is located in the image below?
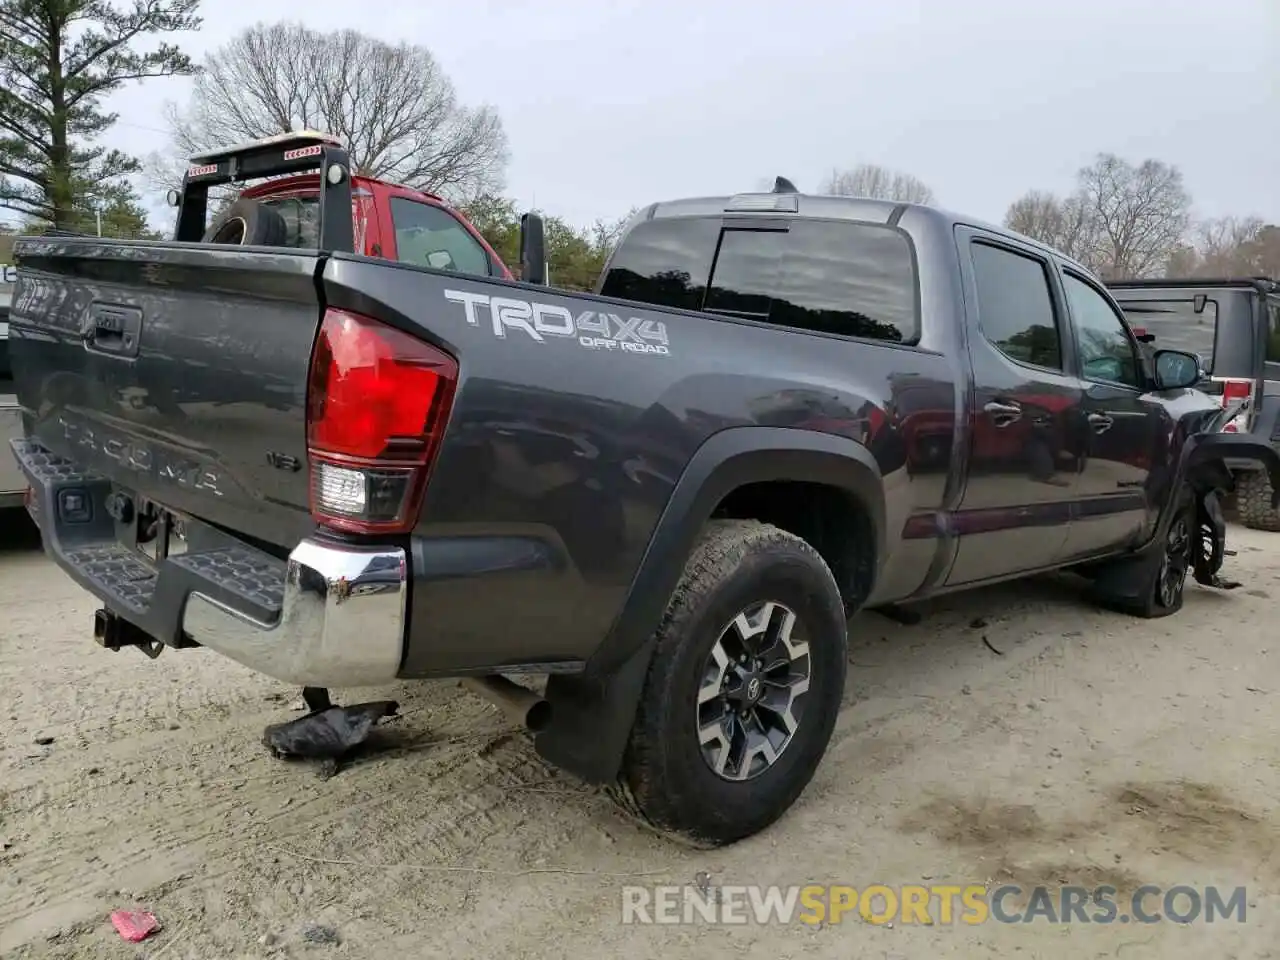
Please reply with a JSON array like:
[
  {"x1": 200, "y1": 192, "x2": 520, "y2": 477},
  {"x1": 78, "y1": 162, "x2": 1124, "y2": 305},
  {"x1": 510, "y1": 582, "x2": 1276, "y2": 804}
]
[
  {"x1": 1241, "y1": 224, "x2": 1280, "y2": 279},
  {"x1": 1003, "y1": 189, "x2": 1104, "y2": 268},
  {"x1": 1192, "y1": 216, "x2": 1266, "y2": 275},
  {"x1": 1162, "y1": 216, "x2": 1280, "y2": 279},
  {"x1": 1004, "y1": 154, "x2": 1191, "y2": 279},
  {"x1": 1004, "y1": 190, "x2": 1063, "y2": 241},
  {"x1": 1076, "y1": 153, "x2": 1190, "y2": 280},
  {"x1": 159, "y1": 21, "x2": 508, "y2": 202},
  {"x1": 823, "y1": 164, "x2": 935, "y2": 204}
]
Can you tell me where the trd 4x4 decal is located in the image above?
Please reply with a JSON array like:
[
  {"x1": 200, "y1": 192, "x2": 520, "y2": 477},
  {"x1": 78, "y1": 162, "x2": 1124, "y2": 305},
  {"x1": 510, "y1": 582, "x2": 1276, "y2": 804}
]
[{"x1": 444, "y1": 289, "x2": 670, "y2": 356}]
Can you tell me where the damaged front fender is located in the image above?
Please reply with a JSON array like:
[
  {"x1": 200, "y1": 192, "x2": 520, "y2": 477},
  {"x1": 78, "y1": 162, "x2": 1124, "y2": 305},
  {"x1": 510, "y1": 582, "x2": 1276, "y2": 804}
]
[
  {"x1": 1182, "y1": 433, "x2": 1280, "y2": 505},
  {"x1": 1145, "y1": 430, "x2": 1280, "y2": 589}
]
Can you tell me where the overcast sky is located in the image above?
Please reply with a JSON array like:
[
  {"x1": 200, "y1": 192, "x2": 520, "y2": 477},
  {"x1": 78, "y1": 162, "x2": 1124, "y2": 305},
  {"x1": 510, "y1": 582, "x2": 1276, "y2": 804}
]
[{"x1": 91, "y1": 0, "x2": 1280, "y2": 230}]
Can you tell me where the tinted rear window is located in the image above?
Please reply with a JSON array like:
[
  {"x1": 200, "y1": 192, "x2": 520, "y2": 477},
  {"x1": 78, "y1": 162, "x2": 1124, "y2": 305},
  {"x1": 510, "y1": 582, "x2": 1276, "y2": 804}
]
[
  {"x1": 600, "y1": 216, "x2": 918, "y2": 343},
  {"x1": 598, "y1": 217, "x2": 720, "y2": 312},
  {"x1": 1116, "y1": 298, "x2": 1218, "y2": 370}
]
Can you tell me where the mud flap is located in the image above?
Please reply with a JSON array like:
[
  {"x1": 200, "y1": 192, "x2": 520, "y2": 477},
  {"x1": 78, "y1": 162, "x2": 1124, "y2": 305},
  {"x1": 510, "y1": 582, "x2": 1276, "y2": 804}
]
[{"x1": 534, "y1": 637, "x2": 655, "y2": 784}]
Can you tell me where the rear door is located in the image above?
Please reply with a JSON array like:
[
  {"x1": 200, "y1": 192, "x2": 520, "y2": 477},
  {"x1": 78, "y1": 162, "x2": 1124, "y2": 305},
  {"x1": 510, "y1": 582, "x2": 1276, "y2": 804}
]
[
  {"x1": 945, "y1": 228, "x2": 1083, "y2": 586},
  {"x1": 9, "y1": 239, "x2": 324, "y2": 548}
]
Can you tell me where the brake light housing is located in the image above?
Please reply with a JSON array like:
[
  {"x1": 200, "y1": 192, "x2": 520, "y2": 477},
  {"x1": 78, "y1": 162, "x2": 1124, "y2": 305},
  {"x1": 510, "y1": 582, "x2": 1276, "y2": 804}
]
[
  {"x1": 1214, "y1": 377, "x2": 1254, "y2": 434},
  {"x1": 306, "y1": 308, "x2": 457, "y2": 534}
]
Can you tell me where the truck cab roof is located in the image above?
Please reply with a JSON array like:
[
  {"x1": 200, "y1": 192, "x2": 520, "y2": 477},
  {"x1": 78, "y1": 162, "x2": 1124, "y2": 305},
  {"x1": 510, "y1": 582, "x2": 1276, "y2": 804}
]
[{"x1": 631, "y1": 190, "x2": 1097, "y2": 277}]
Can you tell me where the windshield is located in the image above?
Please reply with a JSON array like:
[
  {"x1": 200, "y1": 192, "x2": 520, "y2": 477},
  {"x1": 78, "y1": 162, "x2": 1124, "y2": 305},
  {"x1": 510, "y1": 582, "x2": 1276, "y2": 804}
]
[{"x1": 1117, "y1": 297, "x2": 1218, "y2": 371}]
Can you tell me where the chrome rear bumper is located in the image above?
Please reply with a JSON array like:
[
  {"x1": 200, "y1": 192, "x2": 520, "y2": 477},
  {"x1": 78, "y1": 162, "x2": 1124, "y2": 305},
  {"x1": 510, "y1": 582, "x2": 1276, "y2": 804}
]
[{"x1": 183, "y1": 539, "x2": 407, "y2": 687}]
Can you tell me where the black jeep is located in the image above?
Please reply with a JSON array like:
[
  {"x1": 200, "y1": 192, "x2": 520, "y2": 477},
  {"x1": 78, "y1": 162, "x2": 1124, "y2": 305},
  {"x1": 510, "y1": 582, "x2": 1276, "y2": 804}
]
[{"x1": 1109, "y1": 277, "x2": 1280, "y2": 530}]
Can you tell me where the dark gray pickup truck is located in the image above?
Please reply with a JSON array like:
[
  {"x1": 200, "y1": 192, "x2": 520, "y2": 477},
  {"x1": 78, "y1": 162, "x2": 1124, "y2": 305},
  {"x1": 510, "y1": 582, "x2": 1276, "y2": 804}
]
[{"x1": 8, "y1": 138, "x2": 1280, "y2": 846}]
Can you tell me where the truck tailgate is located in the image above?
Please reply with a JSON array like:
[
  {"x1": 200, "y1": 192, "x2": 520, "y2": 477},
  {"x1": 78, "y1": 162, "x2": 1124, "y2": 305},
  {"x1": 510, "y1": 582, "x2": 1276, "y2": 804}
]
[{"x1": 8, "y1": 239, "x2": 323, "y2": 547}]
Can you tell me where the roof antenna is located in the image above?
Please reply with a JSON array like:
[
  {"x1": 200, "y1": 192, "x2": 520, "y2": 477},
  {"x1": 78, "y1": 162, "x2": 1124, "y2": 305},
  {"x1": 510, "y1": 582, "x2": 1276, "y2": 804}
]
[{"x1": 772, "y1": 176, "x2": 798, "y2": 194}]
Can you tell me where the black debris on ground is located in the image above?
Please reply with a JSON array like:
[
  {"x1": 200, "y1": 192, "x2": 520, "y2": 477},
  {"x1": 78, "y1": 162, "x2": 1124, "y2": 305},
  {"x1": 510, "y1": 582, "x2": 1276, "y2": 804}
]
[
  {"x1": 263, "y1": 700, "x2": 399, "y2": 780},
  {"x1": 301, "y1": 924, "x2": 341, "y2": 945}
]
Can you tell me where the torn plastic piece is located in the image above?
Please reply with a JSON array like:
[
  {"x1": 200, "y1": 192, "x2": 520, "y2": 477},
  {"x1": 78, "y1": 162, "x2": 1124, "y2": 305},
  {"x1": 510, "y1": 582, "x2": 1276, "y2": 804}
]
[
  {"x1": 1193, "y1": 489, "x2": 1241, "y2": 589},
  {"x1": 110, "y1": 909, "x2": 159, "y2": 942},
  {"x1": 263, "y1": 700, "x2": 399, "y2": 778}
]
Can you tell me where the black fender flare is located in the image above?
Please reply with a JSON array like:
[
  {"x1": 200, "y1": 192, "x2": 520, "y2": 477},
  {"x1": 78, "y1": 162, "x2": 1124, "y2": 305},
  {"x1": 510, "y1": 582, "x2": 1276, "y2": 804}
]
[
  {"x1": 535, "y1": 426, "x2": 884, "y2": 784},
  {"x1": 595, "y1": 425, "x2": 885, "y2": 676}
]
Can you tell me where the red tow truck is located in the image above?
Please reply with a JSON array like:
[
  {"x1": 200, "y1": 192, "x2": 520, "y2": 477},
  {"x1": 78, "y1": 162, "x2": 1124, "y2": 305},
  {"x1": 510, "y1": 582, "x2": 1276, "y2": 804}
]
[{"x1": 171, "y1": 130, "x2": 513, "y2": 277}]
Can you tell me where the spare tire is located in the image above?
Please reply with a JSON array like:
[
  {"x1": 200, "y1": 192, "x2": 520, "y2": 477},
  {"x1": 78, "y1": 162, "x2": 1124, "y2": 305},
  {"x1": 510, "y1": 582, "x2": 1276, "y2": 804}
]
[{"x1": 201, "y1": 198, "x2": 289, "y2": 247}]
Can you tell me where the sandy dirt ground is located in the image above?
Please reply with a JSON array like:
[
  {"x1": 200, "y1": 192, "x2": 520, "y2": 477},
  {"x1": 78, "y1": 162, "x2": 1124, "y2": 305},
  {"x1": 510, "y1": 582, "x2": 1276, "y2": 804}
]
[{"x1": 1, "y1": 511, "x2": 1277, "y2": 960}]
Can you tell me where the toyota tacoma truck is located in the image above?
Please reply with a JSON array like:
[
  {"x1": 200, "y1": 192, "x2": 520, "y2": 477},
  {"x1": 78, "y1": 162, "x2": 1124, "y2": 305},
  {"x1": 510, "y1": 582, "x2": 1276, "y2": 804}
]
[{"x1": 8, "y1": 137, "x2": 1280, "y2": 847}]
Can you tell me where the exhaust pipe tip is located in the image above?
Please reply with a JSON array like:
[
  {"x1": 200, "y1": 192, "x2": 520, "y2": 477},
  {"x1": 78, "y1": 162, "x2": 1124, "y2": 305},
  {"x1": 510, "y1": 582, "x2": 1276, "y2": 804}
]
[
  {"x1": 525, "y1": 697, "x2": 552, "y2": 733},
  {"x1": 461, "y1": 675, "x2": 552, "y2": 733}
]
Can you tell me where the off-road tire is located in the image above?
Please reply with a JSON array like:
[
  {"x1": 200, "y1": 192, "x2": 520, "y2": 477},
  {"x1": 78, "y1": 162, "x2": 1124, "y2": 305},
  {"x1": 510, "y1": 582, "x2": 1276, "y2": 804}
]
[
  {"x1": 610, "y1": 519, "x2": 848, "y2": 846},
  {"x1": 201, "y1": 198, "x2": 289, "y2": 247},
  {"x1": 1235, "y1": 469, "x2": 1280, "y2": 532}
]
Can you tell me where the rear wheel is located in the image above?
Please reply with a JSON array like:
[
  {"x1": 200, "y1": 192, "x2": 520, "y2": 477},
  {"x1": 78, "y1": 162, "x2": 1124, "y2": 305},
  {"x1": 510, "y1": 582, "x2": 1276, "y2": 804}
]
[
  {"x1": 611, "y1": 519, "x2": 848, "y2": 846},
  {"x1": 1235, "y1": 469, "x2": 1280, "y2": 532}
]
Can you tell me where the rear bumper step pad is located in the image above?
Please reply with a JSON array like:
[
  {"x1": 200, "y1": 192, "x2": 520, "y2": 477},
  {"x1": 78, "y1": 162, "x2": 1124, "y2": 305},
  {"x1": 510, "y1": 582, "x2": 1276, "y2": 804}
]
[{"x1": 12, "y1": 438, "x2": 408, "y2": 688}]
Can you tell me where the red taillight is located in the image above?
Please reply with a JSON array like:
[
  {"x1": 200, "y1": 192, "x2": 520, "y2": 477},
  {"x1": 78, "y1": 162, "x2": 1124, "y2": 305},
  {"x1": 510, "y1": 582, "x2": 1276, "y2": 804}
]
[
  {"x1": 306, "y1": 308, "x2": 457, "y2": 534},
  {"x1": 1217, "y1": 378, "x2": 1253, "y2": 434}
]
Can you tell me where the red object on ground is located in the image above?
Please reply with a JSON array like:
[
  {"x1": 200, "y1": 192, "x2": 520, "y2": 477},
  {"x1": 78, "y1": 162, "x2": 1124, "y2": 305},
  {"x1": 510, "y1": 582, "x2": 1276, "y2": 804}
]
[{"x1": 110, "y1": 910, "x2": 159, "y2": 942}]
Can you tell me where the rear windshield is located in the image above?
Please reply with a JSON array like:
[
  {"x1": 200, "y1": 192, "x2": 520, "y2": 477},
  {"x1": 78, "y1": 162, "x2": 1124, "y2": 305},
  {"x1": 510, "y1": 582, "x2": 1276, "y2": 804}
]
[
  {"x1": 257, "y1": 194, "x2": 320, "y2": 248},
  {"x1": 1116, "y1": 297, "x2": 1218, "y2": 370},
  {"x1": 599, "y1": 216, "x2": 919, "y2": 343},
  {"x1": 253, "y1": 188, "x2": 376, "y2": 254}
]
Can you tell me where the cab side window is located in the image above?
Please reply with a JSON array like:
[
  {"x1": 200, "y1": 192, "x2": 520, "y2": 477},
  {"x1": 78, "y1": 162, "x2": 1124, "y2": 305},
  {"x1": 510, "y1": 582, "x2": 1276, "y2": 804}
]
[
  {"x1": 389, "y1": 198, "x2": 492, "y2": 276},
  {"x1": 971, "y1": 241, "x2": 1063, "y2": 370},
  {"x1": 1063, "y1": 273, "x2": 1141, "y2": 388}
]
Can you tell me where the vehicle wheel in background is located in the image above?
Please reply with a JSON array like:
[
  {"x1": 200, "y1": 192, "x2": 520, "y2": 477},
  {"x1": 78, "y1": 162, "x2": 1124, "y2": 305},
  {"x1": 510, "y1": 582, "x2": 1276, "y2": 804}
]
[
  {"x1": 610, "y1": 519, "x2": 848, "y2": 846},
  {"x1": 1235, "y1": 469, "x2": 1280, "y2": 532}
]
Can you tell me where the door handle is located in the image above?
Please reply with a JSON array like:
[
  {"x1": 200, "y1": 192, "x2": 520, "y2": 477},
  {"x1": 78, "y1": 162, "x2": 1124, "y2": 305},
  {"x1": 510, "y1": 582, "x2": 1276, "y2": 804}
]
[
  {"x1": 1087, "y1": 412, "x2": 1113, "y2": 433},
  {"x1": 984, "y1": 400, "x2": 1022, "y2": 426}
]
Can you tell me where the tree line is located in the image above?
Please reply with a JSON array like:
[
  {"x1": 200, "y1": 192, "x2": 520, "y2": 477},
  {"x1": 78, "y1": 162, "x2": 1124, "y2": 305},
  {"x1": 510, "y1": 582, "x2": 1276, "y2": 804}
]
[
  {"x1": 0, "y1": 2, "x2": 1275, "y2": 287},
  {"x1": 822, "y1": 159, "x2": 1278, "y2": 281}
]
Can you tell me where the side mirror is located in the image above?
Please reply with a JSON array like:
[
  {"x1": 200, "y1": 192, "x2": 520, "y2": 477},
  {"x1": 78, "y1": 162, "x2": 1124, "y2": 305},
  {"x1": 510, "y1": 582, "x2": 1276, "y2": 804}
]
[
  {"x1": 1153, "y1": 349, "x2": 1202, "y2": 390},
  {"x1": 519, "y1": 212, "x2": 547, "y2": 285}
]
